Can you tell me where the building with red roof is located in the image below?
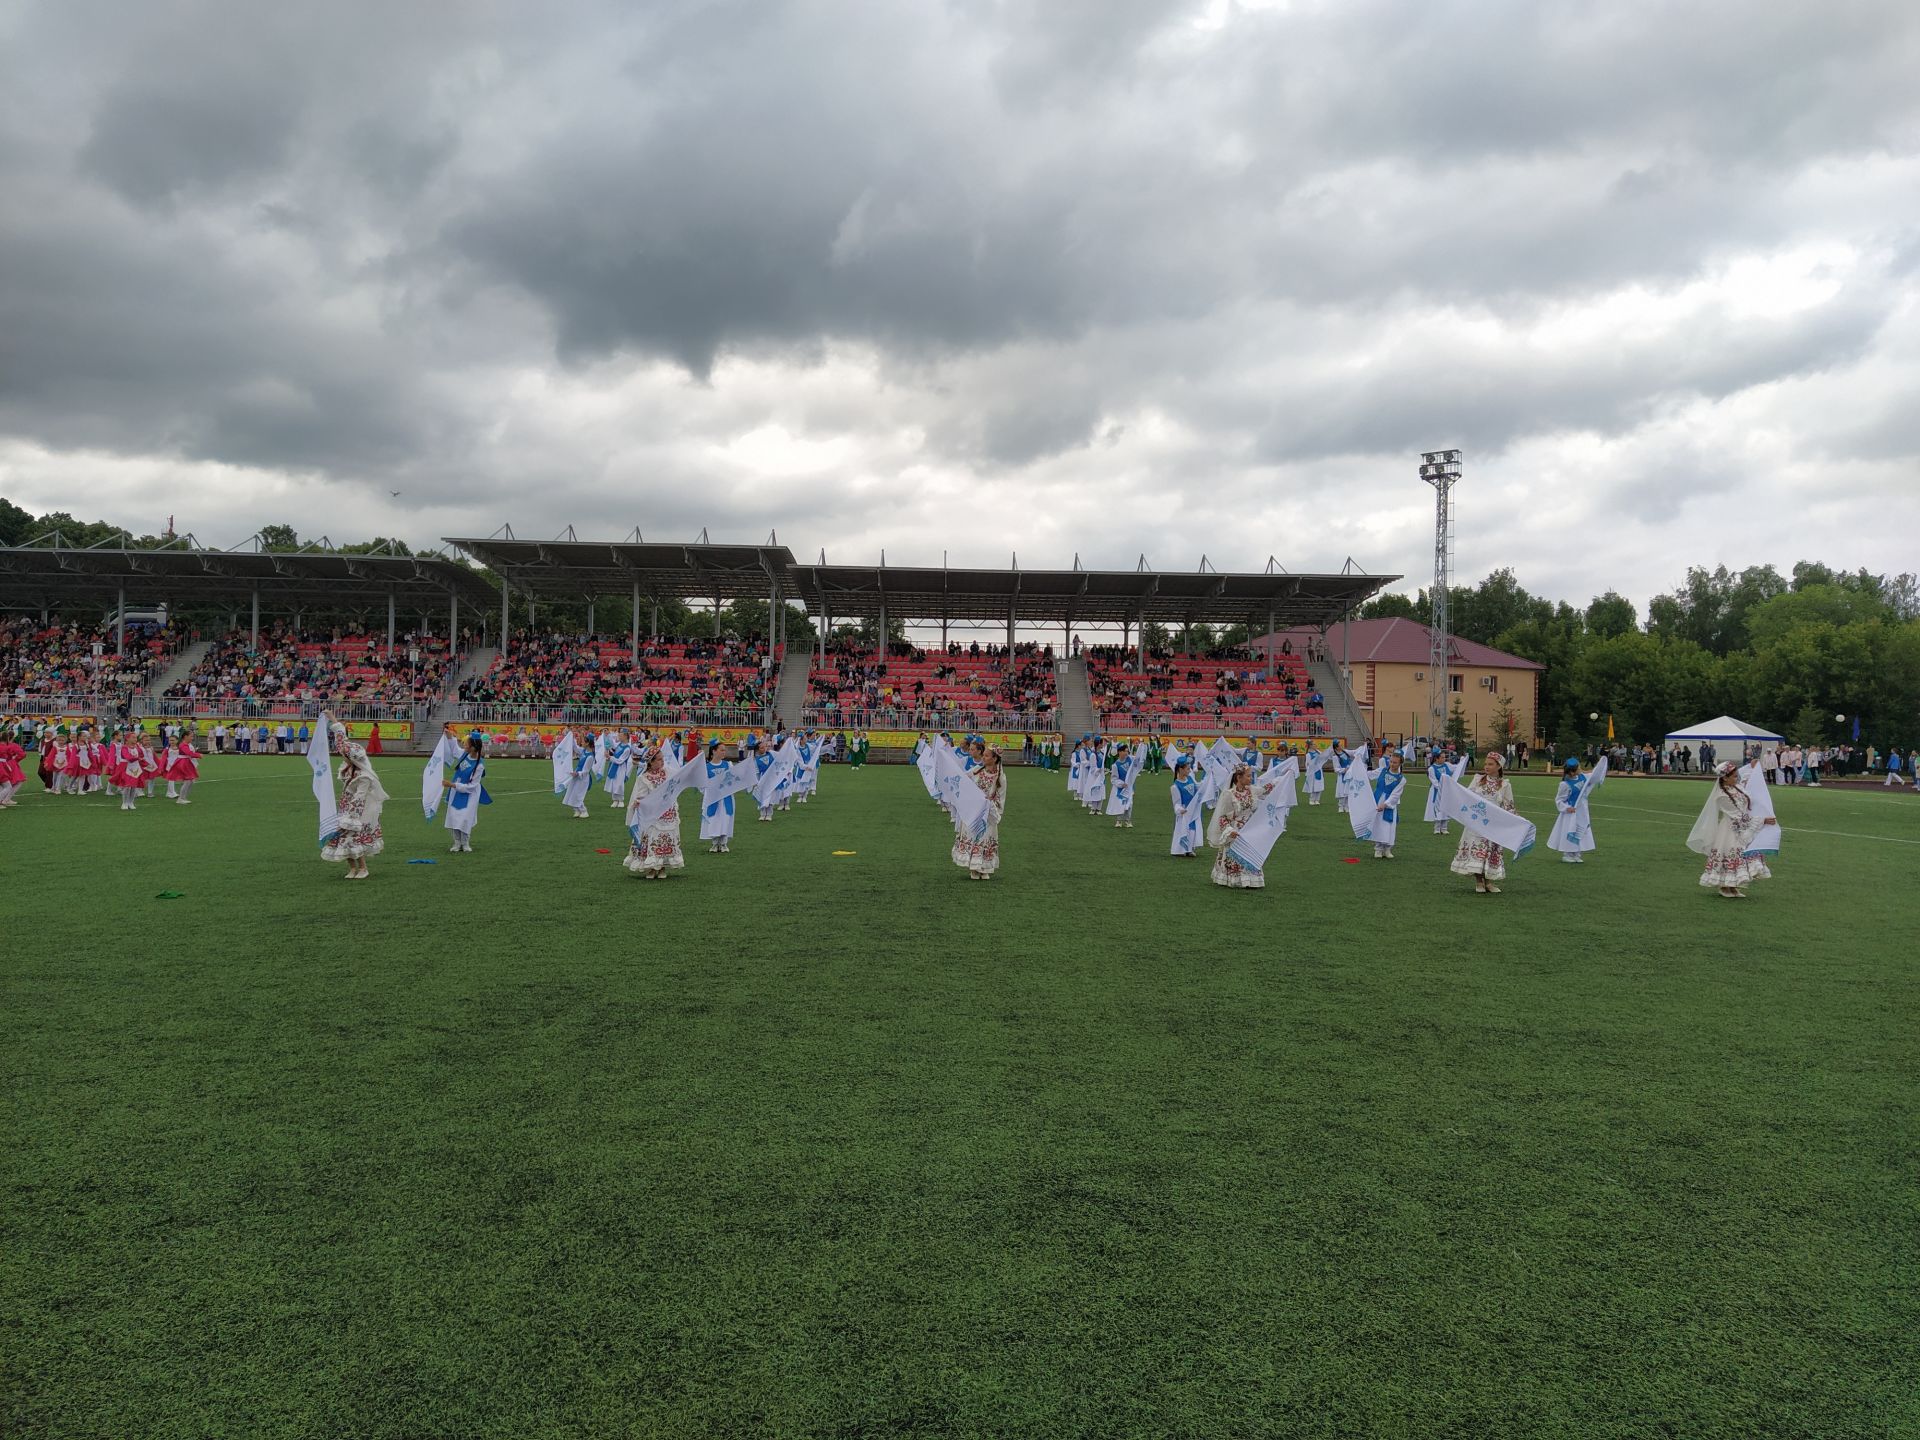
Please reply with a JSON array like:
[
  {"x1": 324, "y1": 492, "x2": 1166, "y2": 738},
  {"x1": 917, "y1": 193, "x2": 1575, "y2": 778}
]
[{"x1": 1255, "y1": 617, "x2": 1543, "y2": 745}]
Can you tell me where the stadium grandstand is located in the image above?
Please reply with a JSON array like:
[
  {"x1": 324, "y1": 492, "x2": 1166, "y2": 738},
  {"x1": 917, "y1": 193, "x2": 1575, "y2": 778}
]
[{"x1": 3, "y1": 527, "x2": 1396, "y2": 750}]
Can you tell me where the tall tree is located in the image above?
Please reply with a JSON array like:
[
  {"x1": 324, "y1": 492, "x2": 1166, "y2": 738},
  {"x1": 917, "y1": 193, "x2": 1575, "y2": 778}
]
[
  {"x1": 1359, "y1": 592, "x2": 1420, "y2": 621},
  {"x1": 1585, "y1": 591, "x2": 1637, "y2": 638},
  {"x1": 0, "y1": 496, "x2": 34, "y2": 546}
]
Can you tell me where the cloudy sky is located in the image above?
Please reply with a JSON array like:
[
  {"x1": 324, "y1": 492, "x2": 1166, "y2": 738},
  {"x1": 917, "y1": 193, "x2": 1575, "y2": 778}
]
[{"x1": 2, "y1": 0, "x2": 1917, "y2": 614}]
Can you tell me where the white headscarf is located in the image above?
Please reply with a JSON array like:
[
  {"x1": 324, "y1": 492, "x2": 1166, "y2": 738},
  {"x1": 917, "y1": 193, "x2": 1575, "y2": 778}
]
[
  {"x1": 1686, "y1": 763, "x2": 1749, "y2": 854},
  {"x1": 333, "y1": 723, "x2": 390, "y2": 802}
]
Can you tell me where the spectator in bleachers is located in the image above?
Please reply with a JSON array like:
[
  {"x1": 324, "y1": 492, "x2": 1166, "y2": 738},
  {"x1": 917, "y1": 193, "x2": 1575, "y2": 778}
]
[{"x1": 1, "y1": 617, "x2": 174, "y2": 700}]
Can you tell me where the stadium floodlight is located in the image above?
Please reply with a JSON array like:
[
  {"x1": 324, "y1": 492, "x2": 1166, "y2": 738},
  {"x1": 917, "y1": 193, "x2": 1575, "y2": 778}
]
[{"x1": 1420, "y1": 449, "x2": 1463, "y2": 744}]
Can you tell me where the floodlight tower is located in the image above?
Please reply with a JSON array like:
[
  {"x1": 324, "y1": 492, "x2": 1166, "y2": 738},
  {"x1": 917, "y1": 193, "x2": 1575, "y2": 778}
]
[{"x1": 1419, "y1": 449, "x2": 1463, "y2": 745}]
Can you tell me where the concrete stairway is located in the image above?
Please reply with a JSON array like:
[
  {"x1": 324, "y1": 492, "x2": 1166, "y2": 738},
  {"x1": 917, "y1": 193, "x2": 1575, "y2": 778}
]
[
  {"x1": 416, "y1": 645, "x2": 497, "y2": 751},
  {"x1": 773, "y1": 646, "x2": 811, "y2": 728},
  {"x1": 146, "y1": 640, "x2": 210, "y2": 697},
  {"x1": 1307, "y1": 656, "x2": 1370, "y2": 744},
  {"x1": 1057, "y1": 655, "x2": 1097, "y2": 738}
]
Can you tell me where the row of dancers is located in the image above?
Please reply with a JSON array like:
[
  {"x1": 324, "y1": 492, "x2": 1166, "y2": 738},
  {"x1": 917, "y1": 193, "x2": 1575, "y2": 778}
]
[
  {"x1": 0, "y1": 724, "x2": 201, "y2": 809},
  {"x1": 1053, "y1": 734, "x2": 1776, "y2": 897},
  {"x1": 295, "y1": 716, "x2": 1773, "y2": 901},
  {"x1": 405, "y1": 725, "x2": 835, "y2": 879}
]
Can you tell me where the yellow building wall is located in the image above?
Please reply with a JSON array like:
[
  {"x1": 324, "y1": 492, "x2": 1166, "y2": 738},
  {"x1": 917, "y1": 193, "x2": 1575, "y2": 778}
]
[{"x1": 1353, "y1": 662, "x2": 1539, "y2": 746}]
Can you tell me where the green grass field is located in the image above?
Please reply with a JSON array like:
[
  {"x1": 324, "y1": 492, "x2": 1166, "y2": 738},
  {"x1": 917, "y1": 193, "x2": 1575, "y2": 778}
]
[{"x1": 4, "y1": 757, "x2": 1915, "y2": 1438}]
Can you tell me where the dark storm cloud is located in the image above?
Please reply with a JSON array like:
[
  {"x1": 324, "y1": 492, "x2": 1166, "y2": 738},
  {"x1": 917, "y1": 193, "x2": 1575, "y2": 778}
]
[{"x1": 0, "y1": 0, "x2": 1917, "y2": 601}]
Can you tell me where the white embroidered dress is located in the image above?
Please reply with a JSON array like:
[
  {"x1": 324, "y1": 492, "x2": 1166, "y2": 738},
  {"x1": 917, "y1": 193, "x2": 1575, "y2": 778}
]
[
  {"x1": 1449, "y1": 774, "x2": 1515, "y2": 881},
  {"x1": 952, "y1": 765, "x2": 1006, "y2": 876}
]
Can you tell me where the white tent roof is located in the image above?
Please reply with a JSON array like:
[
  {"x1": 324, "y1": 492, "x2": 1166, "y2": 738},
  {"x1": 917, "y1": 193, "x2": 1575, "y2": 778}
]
[{"x1": 1662, "y1": 714, "x2": 1785, "y2": 743}]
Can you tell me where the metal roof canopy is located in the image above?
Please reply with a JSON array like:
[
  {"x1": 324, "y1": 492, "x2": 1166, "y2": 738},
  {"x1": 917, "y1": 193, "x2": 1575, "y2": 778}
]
[
  {"x1": 0, "y1": 536, "x2": 495, "y2": 611},
  {"x1": 446, "y1": 537, "x2": 792, "y2": 604},
  {"x1": 445, "y1": 535, "x2": 1396, "y2": 627}
]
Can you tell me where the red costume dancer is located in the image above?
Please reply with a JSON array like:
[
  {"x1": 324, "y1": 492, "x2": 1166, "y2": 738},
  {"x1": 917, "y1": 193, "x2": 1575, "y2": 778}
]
[
  {"x1": 367, "y1": 723, "x2": 383, "y2": 756},
  {"x1": 58, "y1": 733, "x2": 86, "y2": 793},
  {"x1": 167, "y1": 734, "x2": 201, "y2": 803},
  {"x1": 110, "y1": 731, "x2": 152, "y2": 811},
  {"x1": 0, "y1": 737, "x2": 24, "y2": 807}
]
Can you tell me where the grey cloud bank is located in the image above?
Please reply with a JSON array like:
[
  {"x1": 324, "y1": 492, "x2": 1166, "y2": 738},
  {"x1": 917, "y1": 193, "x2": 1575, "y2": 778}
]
[{"x1": 2, "y1": 0, "x2": 1917, "y2": 607}]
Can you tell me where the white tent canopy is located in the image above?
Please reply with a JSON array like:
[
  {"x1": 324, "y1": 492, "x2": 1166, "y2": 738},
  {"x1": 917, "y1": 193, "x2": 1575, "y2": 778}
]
[{"x1": 1662, "y1": 715, "x2": 1785, "y2": 745}]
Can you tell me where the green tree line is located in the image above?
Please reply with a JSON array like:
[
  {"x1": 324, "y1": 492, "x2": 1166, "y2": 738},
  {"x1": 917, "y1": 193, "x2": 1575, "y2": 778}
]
[{"x1": 1359, "y1": 563, "x2": 1920, "y2": 750}]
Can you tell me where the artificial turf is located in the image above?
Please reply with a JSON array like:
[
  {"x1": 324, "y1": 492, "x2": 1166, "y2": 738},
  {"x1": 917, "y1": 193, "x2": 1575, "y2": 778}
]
[{"x1": 3, "y1": 758, "x2": 1915, "y2": 1438}]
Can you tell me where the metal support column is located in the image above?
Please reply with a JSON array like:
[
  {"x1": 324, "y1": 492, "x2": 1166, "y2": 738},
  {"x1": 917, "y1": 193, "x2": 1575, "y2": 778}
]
[
  {"x1": 630, "y1": 582, "x2": 640, "y2": 662},
  {"x1": 651, "y1": 603, "x2": 659, "y2": 642},
  {"x1": 500, "y1": 582, "x2": 509, "y2": 654},
  {"x1": 115, "y1": 587, "x2": 125, "y2": 656},
  {"x1": 1006, "y1": 598, "x2": 1015, "y2": 654},
  {"x1": 450, "y1": 593, "x2": 458, "y2": 646},
  {"x1": 1266, "y1": 603, "x2": 1275, "y2": 680},
  {"x1": 587, "y1": 600, "x2": 595, "y2": 636},
  {"x1": 712, "y1": 597, "x2": 720, "y2": 638},
  {"x1": 250, "y1": 588, "x2": 260, "y2": 647},
  {"x1": 877, "y1": 601, "x2": 887, "y2": 664},
  {"x1": 387, "y1": 592, "x2": 396, "y2": 656}
]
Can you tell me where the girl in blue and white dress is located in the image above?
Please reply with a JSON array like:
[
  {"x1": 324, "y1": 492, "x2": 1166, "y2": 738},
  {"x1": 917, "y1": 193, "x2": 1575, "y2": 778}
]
[
  {"x1": 699, "y1": 738, "x2": 738, "y2": 853},
  {"x1": 603, "y1": 732, "x2": 633, "y2": 809},
  {"x1": 1547, "y1": 757, "x2": 1597, "y2": 864},
  {"x1": 560, "y1": 727, "x2": 595, "y2": 819},
  {"x1": 1302, "y1": 742, "x2": 1328, "y2": 805},
  {"x1": 1425, "y1": 747, "x2": 1466, "y2": 834},
  {"x1": 1330, "y1": 743, "x2": 1354, "y2": 812},
  {"x1": 1082, "y1": 737, "x2": 1108, "y2": 814},
  {"x1": 1368, "y1": 752, "x2": 1409, "y2": 859},
  {"x1": 444, "y1": 733, "x2": 491, "y2": 853},
  {"x1": 1169, "y1": 758, "x2": 1204, "y2": 857},
  {"x1": 1105, "y1": 742, "x2": 1137, "y2": 828}
]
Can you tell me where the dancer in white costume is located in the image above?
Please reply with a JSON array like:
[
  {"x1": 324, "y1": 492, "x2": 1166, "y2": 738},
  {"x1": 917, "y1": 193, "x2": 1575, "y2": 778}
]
[
  {"x1": 1302, "y1": 742, "x2": 1328, "y2": 805},
  {"x1": 1687, "y1": 761, "x2": 1775, "y2": 899},
  {"x1": 625, "y1": 746, "x2": 688, "y2": 879},
  {"x1": 699, "y1": 738, "x2": 741, "y2": 853},
  {"x1": 1450, "y1": 753, "x2": 1517, "y2": 895},
  {"x1": 443, "y1": 732, "x2": 490, "y2": 853},
  {"x1": 1367, "y1": 752, "x2": 1408, "y2": 860},
  {"x1": 603, "y1": 732, "x2": 634, "y2": 808},
  {"x1": 1330, "y1": 742, "x2": 1355, "y2": 812},
  {"x1": 1169, "y1": 758, "x2": 1204, "y2": 857},
  {"x1": 320, "y1": 723, "x2": 388, "y2": 880},
  {"x1": 554, "y1": 727, "x2": 594, "y2": 818},
  {"x1": 1081, "y1": 737, "x2": 1107, "y2": 814},
  {"x1": 952, "y1": 748, "x2": 1007, "y2": 879},
  {"x1": 1207, "y1": 767, "x2": 1263, "y2": 890},
  {"x1": 1104, "y1": 742, "x2": 1138, "y2": 828},
  {"x1": 1546, "y1": 756, "x2": 1601, "y2": 864}
]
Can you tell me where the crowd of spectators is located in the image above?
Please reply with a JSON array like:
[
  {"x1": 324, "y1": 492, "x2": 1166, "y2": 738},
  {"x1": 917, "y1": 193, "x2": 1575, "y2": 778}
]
[
  {"x1": 2, "y1": 618, "x2": 175, "y2": 704},
  {"x1": 805, "y1": 640, "x2": 1056, "y2": 727},
  {"x1": 1087, "y1": 646, "x2": 1325, "y2": 732},
  {"x1": 163, "y1": 627, "x2": 454, "y2": 712},
  {"x1": 458, "y1": 634, "x2": 774, "y2": 717}
]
